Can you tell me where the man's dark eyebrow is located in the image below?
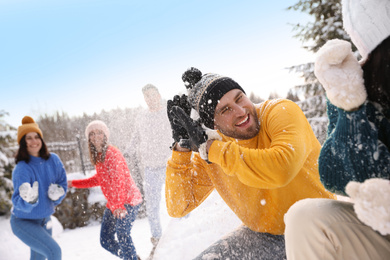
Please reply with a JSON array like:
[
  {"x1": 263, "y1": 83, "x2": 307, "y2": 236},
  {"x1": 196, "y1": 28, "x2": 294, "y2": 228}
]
[
  {"x1": 216, "y1": 103, "x2": 228, "y2": 115},
  {"x1": 234, "y1": 91, "x2": 242, "y2": 100},
  {"x1": 216, "y1": 91, "x2": 243, "y2": 114}
]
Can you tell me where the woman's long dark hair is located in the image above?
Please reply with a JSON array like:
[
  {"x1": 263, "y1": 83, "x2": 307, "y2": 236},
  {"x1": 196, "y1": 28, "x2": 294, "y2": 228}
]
[
  {"x1": 15, "y1": 134, "x2": 50, "y2": 164},
  {"x1": 362, "y1": 36, "x2": 390, "y2": 113},
  {"x1": 88, "y1": 135, "x2": 108, "y2": 166}
]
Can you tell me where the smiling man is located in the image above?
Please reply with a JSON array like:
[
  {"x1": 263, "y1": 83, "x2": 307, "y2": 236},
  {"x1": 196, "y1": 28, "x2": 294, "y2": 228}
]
[{"x1": 165, "y1": 67, "x2": 335, "y2": 259}]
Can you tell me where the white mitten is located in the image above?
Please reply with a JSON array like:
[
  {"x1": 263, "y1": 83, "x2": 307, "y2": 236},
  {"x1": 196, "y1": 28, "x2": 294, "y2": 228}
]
[
  {"x1": 198, "y1": 127, "x2": 222, "y2": 161},
  {"x1": 314, "y1": 39, "x2": 367, "y2": 111},
  {"x1": 346, "y1": 178, "x2": 390, "y2": 235},
  {"x1": 19, "y1": 181, "x2": 39, "y2": 203},
  {"x1": 188, "y1": 109, "x2": 222, "y2": 160},
  {"x1": 48, "y1": 183, "x2": 65, "y2": 201}
]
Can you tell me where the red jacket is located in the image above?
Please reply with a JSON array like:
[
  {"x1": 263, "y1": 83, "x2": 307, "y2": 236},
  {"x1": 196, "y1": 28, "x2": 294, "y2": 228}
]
[{"x1": 72, "y1": 145, "x2": 142, "y2": 212}]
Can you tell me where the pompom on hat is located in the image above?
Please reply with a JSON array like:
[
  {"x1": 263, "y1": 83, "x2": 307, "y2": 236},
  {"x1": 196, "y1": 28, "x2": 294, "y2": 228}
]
[
  {"x1": 85, "y1": 120, "x2": 110, "y2": 141},
  {"x1": 17, "y1": 116, "x2": 43, "y2": 144},
  {"x1": 182, "y1": 67, "x2": 245, "y2": 129},
  {"x1": 342, "y1": 0, "x2": 390, "y2": 61}
]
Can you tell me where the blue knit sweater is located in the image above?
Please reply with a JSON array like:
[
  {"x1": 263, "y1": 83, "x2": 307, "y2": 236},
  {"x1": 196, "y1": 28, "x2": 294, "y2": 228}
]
[
  {"x1": 319, "y1": 100, "x2": 390, "y2": 195},
  {"x1": 11, "y1": 153, "x2": 68, "y2": 219}
]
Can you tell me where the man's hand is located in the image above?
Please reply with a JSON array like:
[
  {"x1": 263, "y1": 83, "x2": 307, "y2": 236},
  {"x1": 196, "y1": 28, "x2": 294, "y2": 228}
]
[
  {"x1": 171, "y1": 106, "x2": 207, "y2": 149},
  {"x1": 314, "y1": 39, "x2": 366, "y2": 111},
  {"x1": 19, "y1": 181, "x2": 39, "y2": 204},
  {"x1": 171, "y1": 106, "x2": 221, "y2": 160},
  {"x1": 113, "y1": 208, "x2": 128, "y2": 219},
  {"x1": 167, "y1": 94, "x2": 192, "y2": 149}
]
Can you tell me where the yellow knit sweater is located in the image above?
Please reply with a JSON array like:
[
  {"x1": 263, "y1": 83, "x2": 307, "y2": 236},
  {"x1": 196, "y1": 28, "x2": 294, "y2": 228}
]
[{"x1": 165, "y1": 99, "x2": 335, "y2": 235}]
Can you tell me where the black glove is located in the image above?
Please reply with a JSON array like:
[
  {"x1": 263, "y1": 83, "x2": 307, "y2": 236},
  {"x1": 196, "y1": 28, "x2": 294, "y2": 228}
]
[
  {"x1": 167, "y1": 94, "x2": 192, "y2": 149},
  {"x1": 170, "y1": 106, "x2": 208, "y2": 152}
]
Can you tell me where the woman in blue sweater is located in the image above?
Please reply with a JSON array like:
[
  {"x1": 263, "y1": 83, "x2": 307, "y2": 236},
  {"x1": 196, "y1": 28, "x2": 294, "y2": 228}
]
[{"x1": 10, "y1": 116, "x2": 67, "y2": 260}]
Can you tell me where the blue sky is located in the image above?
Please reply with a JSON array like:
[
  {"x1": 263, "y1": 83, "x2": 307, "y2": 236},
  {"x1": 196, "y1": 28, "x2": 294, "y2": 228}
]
[{"x1": 1, "y1": 0, "x2": 313, "y2": 128}]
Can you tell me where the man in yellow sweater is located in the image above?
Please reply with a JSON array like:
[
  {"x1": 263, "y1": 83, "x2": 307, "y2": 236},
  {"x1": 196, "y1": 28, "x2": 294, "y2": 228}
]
[{"x1": 166, "y1": 67, "x2": 335, "y2": 259}]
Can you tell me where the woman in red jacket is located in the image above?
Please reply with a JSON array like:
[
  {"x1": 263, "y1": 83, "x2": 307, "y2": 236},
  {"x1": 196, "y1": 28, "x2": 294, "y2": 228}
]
[{"x1": 68, "y1": 120, "x2": 142, "y2": 260}]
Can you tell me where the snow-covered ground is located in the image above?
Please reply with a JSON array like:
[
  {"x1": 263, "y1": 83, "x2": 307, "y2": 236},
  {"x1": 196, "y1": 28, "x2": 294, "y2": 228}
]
[{"x1": 0, "y1": 190, "x2": 241, "y2": 260}]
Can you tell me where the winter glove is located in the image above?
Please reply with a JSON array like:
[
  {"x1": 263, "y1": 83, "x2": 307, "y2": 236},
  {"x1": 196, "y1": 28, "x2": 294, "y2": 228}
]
[
  {"x1": 48, "y1": 183, "x2": 65, "y2": 201},
  {"x1": 167, "y1": 94, "x2": 192, "y2": 149},
  {"x1": 19, "y1": 181, "x2": 39, "y2": 204},
  {"x1": 346, "y1": 178, "x2": 390, "y2": 236},
  {"x1": 314, "y1": 39, "x2": 367, "y2": 111},
  {"x1": 171, "y1": 106, "x2": 221, "y2": 160},
  {"x1": 113, "y1": 208, "x2": 128, "y2": 219}
]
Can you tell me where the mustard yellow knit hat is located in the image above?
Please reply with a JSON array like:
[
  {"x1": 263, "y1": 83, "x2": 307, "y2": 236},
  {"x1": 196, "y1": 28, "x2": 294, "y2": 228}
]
[{"x1": 17, "y1": 116, "x2": 43, "y2": 144}]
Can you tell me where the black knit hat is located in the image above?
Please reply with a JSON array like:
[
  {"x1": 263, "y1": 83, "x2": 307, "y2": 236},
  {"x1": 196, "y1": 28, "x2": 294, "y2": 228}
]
[{"x1": 182, "y1": 67, "x2": 245, "y2": 128}]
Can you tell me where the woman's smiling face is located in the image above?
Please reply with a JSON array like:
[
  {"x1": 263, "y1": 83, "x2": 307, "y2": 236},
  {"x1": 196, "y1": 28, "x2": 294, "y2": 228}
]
[
  {"x1": 25, "y1": 132, "x2": 42, "y2": 157},
  {"x1": 89, "y1": 129, "x2": 106, "y2": 151}
]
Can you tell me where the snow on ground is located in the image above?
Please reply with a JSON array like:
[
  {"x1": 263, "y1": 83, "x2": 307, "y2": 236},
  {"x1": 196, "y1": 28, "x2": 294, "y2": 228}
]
[
  {"x1": 154, "y1": 191, "x2": 242, "y2": 260},
  {"x1": 0, "y1": 190, "x2": 241, "y2": 260}
]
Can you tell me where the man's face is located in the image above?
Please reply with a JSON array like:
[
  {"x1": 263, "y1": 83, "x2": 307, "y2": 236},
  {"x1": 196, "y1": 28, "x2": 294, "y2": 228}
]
[
  {"x1": 213, "y1": 89, "x2": 260, "y2": 140},
  {"x1": 143, "y1": 89, "x2": 161, "y2": 111}
]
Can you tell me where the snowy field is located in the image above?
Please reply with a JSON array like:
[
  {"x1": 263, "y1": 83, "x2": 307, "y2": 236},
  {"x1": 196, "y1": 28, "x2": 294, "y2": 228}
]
[{"x1": 0, "y1": 190, "x2": 241, "y2": 260}]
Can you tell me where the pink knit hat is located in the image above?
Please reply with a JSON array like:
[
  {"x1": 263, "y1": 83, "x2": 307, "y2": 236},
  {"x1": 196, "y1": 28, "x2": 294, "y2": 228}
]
[
  {"x1": 85, "y1": 120, "x2": 110, "y2": 141},
  {"x1": 342, "y1": 0, "x2": 390, "y2": 61}
]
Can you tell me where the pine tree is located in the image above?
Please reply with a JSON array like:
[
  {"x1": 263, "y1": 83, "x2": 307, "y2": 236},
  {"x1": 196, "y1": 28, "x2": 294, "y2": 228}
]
[
  {"x1": 287, "y1": 0, "x2": 353, "y2": 143},
  {"x1": 0, "y1": 111, "x2": 17, "y2": 215},
  {"x1": 249, "y1": 92, "x2": 265, "y2": 104}
]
